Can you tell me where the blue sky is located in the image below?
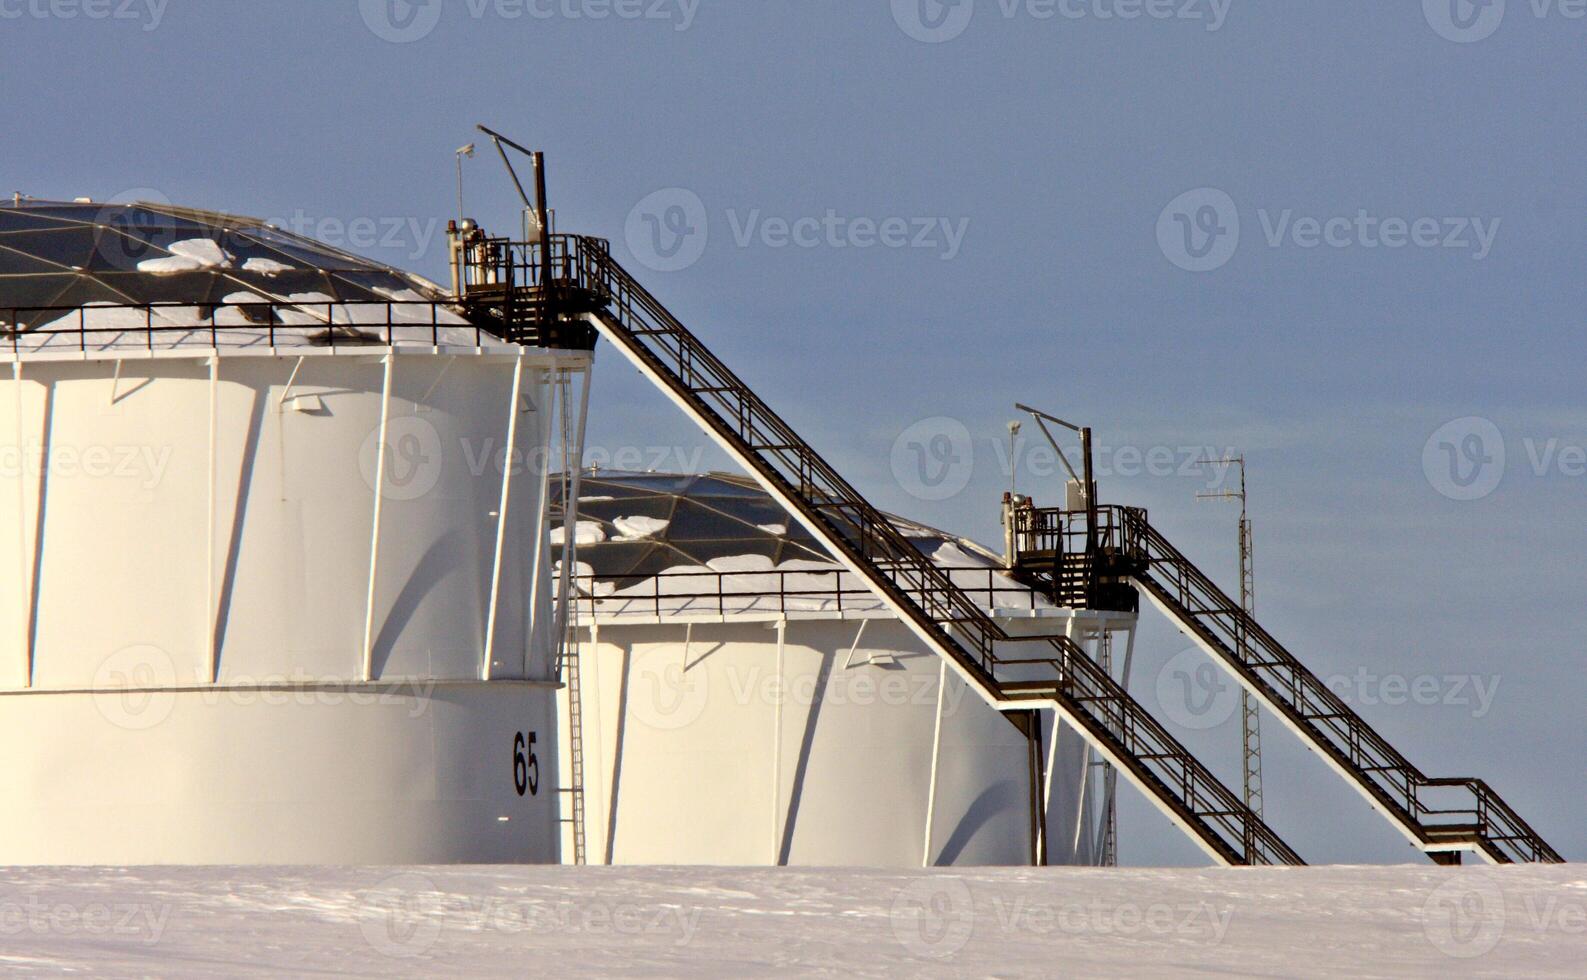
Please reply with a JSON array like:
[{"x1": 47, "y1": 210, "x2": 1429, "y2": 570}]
[{"x1": 5, "y1": 1, "x2": 1582, "y2": 866}]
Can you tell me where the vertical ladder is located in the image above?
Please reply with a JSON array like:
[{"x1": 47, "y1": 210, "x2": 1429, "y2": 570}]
[
  {"x1": 1097, "y1": 631, "x2": 1119, "y2": 867},
  {"x1": 559, "y1": 618, "x2": 588, "y2": 866},
  {"x1": 552, "y1": 382, "x2": 589, "y2": 867}
]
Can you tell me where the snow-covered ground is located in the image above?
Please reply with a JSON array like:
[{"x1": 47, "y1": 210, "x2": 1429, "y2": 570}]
[{"x1": 0, "y1": 865, "x2": 1580, "y2": 977}]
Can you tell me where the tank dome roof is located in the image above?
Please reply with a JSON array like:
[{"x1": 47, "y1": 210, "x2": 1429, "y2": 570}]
[
  {"x1": 0, "y1": 198, "x2": 493, "y2": 351},
  {"x1": 0, "y1": 198, "x2": 445, "y2": 315},
  {"x1": 550, "y1": 470, "x2": 1004, "y2": 583}
]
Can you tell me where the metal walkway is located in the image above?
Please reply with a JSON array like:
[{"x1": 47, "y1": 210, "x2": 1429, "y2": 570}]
[{"x1": 479, "y1": 233, "x2": 1301, "y2": 866}]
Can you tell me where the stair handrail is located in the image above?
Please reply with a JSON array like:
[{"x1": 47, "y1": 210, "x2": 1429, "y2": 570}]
[{"x1": 1117, "y1": 508, "x2": 1560, "y2": 863}]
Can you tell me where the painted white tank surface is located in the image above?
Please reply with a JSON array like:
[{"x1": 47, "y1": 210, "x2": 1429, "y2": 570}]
[
  {"x1": 0, "y1": 680, "x2": 560, "y2": 865},
  {"x1": 561, "y1": 615, "x2": 1110, "y2": 868},
  {"x1": 0, "y1": 342, "x2": 588, "y2": 864},
  {"x1": 0, "y1": 345, "x2": 588, "y2": 687}
]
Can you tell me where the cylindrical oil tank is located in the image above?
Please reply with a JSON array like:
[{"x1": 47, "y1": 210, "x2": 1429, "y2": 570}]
[
  {"x1": 0, "y1": 200, "x2": 585, "y2": 864},
  {"x1": 551, "y1": 472, "x2": 1125, "y2": 867}
]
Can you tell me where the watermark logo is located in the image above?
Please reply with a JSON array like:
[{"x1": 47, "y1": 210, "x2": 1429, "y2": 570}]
[
  {"x1": 1423, "y1": 416, "x2": 1505, "y2": 501},
  {"x1": 1155, "y1": 646, "x2": 1237, "y2": 730},
  {"x1": 0, "y1": 0, "x2": 169, "y2": 31},
  {"x1": 1157, "y1": 188, "x2": 1240, "y2": 272},
  {"x1": 890, "y1": 878, "x2": 975, "y2": 959},
  {"x1": 630, "y1": 646, "x2": 710, "y2": 731},
  {"x1": 726, "y1": 210, "x2": 969, "y2": 260},
  {"x1": 1160, "y1": 189, "x2": 1501, "y2": 270},
  {"x1": 359, "y1": 0, "x2": 443, "y2": 42},
  {"x1": 892, "y1": 0, "x2": 976, "y2": 43},
  {"x1": 1423, "y1": 877, "x2": 1506, "y2": 958},
  {"x1": 360, "y1": 872, "x2": 447, "y2": 958},
  {"x1": 892, "y1": 0, "x2": 1231, "y2": 41},
  {"x1": 1324, "y1": 669, "x2": 1501, "y2": 718},
  {"x1": 625, "y1": 188, "x2": 710, "y2": 273},
  {"x1": 91, "y1": 644, "x2": 178, "y2": 731},
  {"x1": 1423, "y1": 0, "x2": 1506, "y2": 42},
  {"x1": 89, "y1": 187, "x2": 174, "y2": 273},
  {"x1": 361, "y1": 415, "x2": 445, "y2": 502},
  {"x1": 0, "y1": 442, "x2": 173, "y2": 490},
  {"x1": 0, "y1": 898, "x2": 171, "y2": 943},
  {"x1": 891, "y1": 417, "x2": 975, "y2": 501},
  {"x1": 264, "y1": 210, "x2": 440, "y2": 262}
]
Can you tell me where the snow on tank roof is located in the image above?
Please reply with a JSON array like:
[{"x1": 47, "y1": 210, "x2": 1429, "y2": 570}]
[
  {"x1": 550, "y1": 470, "x2": 1005, "y2": 581},
  {"x1": 0, "y1": 198, "x2": 487, "y2": 351},
  {"x1": 549, "y1": 471, "x2": 1050, "y2": 619}
]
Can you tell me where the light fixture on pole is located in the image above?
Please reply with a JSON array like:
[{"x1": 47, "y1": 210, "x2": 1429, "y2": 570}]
[{"x1": 455, "y1": 143, "x2": 476, "y2": 226}]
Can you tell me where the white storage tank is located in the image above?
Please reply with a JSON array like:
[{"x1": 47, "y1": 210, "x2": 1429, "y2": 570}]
[
  {"x1": 0, "y1": 199, "x2": 589, "y2": 864},
  {"x1": 552, "y1": 472, "x2": 1135, "y2": 867}
]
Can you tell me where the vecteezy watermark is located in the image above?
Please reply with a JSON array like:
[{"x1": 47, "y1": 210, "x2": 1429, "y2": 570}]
[
  {"x1": 1423, "y1": 877, "x2": 1508, "y2": 958},
  {"x1": 359, "y1": 872, "x2": 448, "y2": 958},
  {"x1": 628, "y1": 644, "x2": 711, "y2": 731},
  {"x1": 891, "y1": 878, "x2": 976, "y2": 959},
  {"x1": 92, "y1": 644, "x2": 180, "y2": 731},
  {"x1": 891, "y1": 417, "x2": 976, "y2": 502},
  {"x1": 264, "y1": 210, "x2": 440, "y2": 263},
  {"x1": 1424, "y1": 0, "x2": 1587, "y2": 43},
  {"x1": 359, "y1": 0, "x2": 700, "y2": 43},
  {"x1": 0, "y1": 897, "x2": 171, "y2": 944},
  {"x1": 1157, "y1": 188, "x2": 1240, "y2": 273},
  {"x1": 0, "y1": 0, "x2": 168, "y2": 31},
  {"x1": 1423, "y1": 416, "x2": 1505, "y2": 501},
  {"x1": 623, "y1": 188, "x2": 972, "y2": 272},
  {"x1": 361, "y1": 416, "x2": 446, "y2": 502},
  {"x1": 0, "y1": 443, "x2": 172, "y2": 490},
  {"x1": 1423, "y1": 0, "x2": 1508, "y2": 42},
  {"x1": 1158, "y1": 188, "x2": 1501, "y2": 272},
  {"x1": 359, "y1": 871, "x2": 704, "y2": 958},
  {"x1": 1425, "y1": 418, "x2": 1587, "y2": 500},
  {"x1": 90, "y1": 187, "x2": 174, "y2": 271},
  {"x1": 359, "y1": 417, "x2": 709, "y2": 503},
  {"x1": 625, "y1": 188, "x2": 710, "y2": 273},
  {"x1": 889, "y1": 415, "x2": 1241, "y2": 502},
  {"x1": 580, "y1": 443, "x2": 707, "y2": 474},
  {"x1": 91, "y1": 645, "x2": 437, "y2": 731},
  {"x1": 1155, "y1": 646, "x2": 1238, "y2": 730},
  {"x1": 1322, "y1": 669, "x2": 1501, "y2": 719},
  {"x1": 605, "y1": 643, "x2": 970, "y2": 732},
  {"x1": 889, "y1": 878, "x2": 1234, "y2": 961},
  {"x1": 726, "y1": 210, "x2": 970, "y2": 262},
  {"x1": 994, "y1": 433, "x2": 1241, "y2": 487},
  {"x1": 890, "y1": 0, "x2": 1233, "y2": 44},
  {"x1": 1423, "y1": 877, "x2": 1587, "y2": 959}
]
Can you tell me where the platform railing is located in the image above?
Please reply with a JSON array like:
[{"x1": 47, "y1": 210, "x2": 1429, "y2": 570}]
[
  {"x1": 0, "y1": 298, "x2": 496, "y2": 353},
  {"x1": 559, "y1": 566, "x2": 1060, "y2": 620}
]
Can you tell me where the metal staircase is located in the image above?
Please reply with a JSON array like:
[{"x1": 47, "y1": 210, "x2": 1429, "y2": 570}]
[
  {"x1": 1126, "y1": 512, "x2": 1560, "y2": 864},
  {"x1": 474, "y1": 232, "x2": 1302, "y2": 866},
  {"x1": 1009, "y1": 504, "x2": 1559, "y2": 865}
]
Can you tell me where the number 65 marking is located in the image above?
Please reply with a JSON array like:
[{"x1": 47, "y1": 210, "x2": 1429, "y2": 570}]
[{"x1": 513, "y1": 731, "x2": 540, "y2": 797}]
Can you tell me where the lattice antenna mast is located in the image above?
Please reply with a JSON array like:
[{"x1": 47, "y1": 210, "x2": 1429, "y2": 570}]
[{"x1": 1196, "y1": 455, "x2": 1262, "y2": 819}]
